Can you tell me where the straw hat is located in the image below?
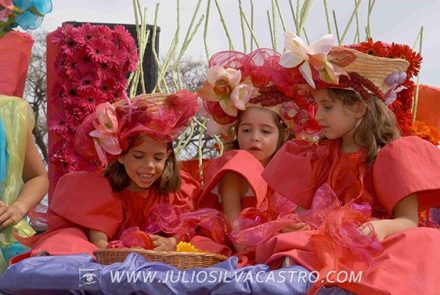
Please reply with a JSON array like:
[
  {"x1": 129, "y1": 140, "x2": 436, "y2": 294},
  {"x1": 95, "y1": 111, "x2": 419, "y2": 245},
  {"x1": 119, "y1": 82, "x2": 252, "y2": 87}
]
[
  {"x1": 332, "y1": 46, "x2": 409, "y2": 95},
  {"x1": 279, "y1": 32, "x2": 410, "y2": 103}
]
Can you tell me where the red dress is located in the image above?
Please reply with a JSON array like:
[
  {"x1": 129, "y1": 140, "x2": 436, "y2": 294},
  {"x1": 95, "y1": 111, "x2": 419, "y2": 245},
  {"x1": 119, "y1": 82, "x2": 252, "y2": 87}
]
[
  {"x1": 256, "y1": 136, "x2": 440, "y2": 295},
  {"x1": 15, "y1": 170, "x2": 200, "y2": 258},
  {"x1": 197, "y1": 150, "x2": 269, "y2": 210}
]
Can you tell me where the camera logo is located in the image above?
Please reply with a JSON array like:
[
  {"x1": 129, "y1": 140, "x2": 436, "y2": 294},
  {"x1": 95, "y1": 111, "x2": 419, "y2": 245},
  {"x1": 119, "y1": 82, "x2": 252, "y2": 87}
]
[{"x1": 79, "y1": 267, "x2": 100, "y2": 286}]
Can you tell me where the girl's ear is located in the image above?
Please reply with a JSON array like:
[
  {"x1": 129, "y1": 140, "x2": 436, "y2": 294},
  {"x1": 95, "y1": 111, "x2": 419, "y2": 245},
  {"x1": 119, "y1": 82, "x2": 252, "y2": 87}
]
[
  {"x1": 353, "y1": 100, "x2": 367, "y2": 119},
  {"x1": 118, "y1": 156, "x2": 125, "y2": 165},
  {"x1": 166, "y1": 150, "x2": 172, "y2": 159}
]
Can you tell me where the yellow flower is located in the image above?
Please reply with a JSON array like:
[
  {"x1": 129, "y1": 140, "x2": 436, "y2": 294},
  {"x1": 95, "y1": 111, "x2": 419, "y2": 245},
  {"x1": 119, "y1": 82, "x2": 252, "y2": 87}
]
[{"x1": 175, "y1": 242, "x2": 202, "y2": 253}]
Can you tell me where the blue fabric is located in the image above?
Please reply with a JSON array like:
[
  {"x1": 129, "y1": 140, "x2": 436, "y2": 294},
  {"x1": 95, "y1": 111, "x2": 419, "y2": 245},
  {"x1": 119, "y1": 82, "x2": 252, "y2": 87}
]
[
  {"x1": 0, "y1": 254, "x2": 353, "y2": 295},
  {"x1": 11, "y1": 0, "x2": 52, "y2": 30},
  {"x1": 0, "y1": 118, "x2": 8, "y2": 191},
  {"x1": 0, "y1": 242, "x2": 28, "y2": 262}
]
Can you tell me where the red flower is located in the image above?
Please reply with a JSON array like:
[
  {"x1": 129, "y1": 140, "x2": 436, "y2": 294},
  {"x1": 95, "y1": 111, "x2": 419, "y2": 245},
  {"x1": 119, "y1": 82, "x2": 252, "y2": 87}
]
[
  {"x1": 48, "y1": 113, "x2": 69, "y2": 136},
  {"x1": 73, "y1": 23, "x2": 99, "y2": 46},
  {"x1": 389, "y1": 43, "x2": 422, "y2": 78},
  {"x1": 59, "y1": 24, "x2": 78, "y2": 57},
  {"x1": 108, "y1": 45, "x2": 129, "y2": 69},
  {"x1": 74, "y1": 73, "x2": 98, "y2": 93},
  {"x1": 86, "y1": 38, "x2": 112, "y2": 63},
  {"x1": 112, "y1": 25, "x2": 135, "y2": 49},
  {"x1": 96, "y1": 25, "x2": 113, "y2": 43},
  {"x1": 351, "y1": 38, "x2": 390, "y2": 57},
  {"x1": 96, "y1": 63, "x2": 113, "y2": 81},
  {"x1": 99, "y1": 78, "x2": 117, "y2": 94},
  {"x1": 73, "y1": 48, "x2": 95, "y2": 73}
]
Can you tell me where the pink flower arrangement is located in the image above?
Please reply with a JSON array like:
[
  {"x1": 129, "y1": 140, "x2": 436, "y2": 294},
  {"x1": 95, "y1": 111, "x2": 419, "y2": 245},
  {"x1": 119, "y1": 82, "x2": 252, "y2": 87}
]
[{"x1": 48, "y1": 23, "x2": 138, "y2": 177}]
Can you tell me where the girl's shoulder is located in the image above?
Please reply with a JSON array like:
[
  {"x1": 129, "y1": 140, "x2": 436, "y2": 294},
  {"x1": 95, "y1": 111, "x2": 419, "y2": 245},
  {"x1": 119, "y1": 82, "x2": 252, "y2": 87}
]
[
  {"x1": 373, "y1": 136, "x2": 440, "y2": 213},
  {"x1": 56, "y1": 171, "x2": 112, "y2": 190},
  {"x1": 375, "y1": 136, "x2": 440, "y2": 166}
]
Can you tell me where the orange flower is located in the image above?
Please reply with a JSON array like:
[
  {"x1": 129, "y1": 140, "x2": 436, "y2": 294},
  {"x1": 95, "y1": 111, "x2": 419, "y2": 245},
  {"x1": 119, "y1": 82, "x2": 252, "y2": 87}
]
[{"x1": 411, "y1": 120, "x2": 440, "y2": 145}]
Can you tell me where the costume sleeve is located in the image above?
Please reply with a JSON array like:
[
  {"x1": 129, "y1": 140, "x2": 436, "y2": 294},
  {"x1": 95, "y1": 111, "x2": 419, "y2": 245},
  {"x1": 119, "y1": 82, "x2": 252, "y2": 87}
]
[
  {"x1": 165, "y1": 170, "x2": 201, "y2": 212},
  {"x1": 373, "y1": 136, "x2": 440, "y2": 214},
  {"x1": 197, "y1": 150, "x2": 268, "y2": 208},
  {"x1": 49, "y1": 171, "x2": 123, "y2": 238},
  {"x1": 262, "y1": 140, "x2": 332, "y2": 209}
]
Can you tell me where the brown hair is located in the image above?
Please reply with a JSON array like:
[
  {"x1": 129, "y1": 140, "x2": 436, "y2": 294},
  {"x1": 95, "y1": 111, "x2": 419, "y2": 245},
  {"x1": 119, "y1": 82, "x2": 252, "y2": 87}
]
[
  {"x1": 104, "y1": 137, "x2": 181, "y2": 194},
  {"x1": 327, "y1": 88, "x2": 400, "y2": 162},
  {"x1": 224, "y1": 108, "x2": 291, "y2": 154}
]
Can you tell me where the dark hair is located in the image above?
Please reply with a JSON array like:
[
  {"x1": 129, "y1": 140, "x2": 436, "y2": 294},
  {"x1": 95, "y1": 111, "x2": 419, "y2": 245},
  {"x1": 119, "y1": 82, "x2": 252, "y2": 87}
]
[
  {"x1": 104, "y1": 137, "x2": 181, "y2": 194},
  {"x1": 327, "y1": 88, "x2": 400, "y2": 162},
  {"x1": 224, "y1": 108, "x2": 291, "y2": 153}
]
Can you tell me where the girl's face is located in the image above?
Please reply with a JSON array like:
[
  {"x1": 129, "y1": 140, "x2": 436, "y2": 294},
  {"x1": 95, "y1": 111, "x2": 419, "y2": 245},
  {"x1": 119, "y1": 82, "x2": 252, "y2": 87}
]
[
  {"x1": 314, "y1": 89, "x2": 363, "y2": 142},
  {"x1": 237, "y1": 107, "x2": 280, "y2": 166},
  {"x1": 119, "y1": 135, "x2": 170, "y2": 192}
]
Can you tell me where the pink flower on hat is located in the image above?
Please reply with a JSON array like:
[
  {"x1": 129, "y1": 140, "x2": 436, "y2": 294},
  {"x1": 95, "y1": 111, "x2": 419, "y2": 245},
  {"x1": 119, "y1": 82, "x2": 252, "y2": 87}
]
[
  {"x1": 198, "y1": 65, "x2": 256, "y2": 117},
  {"x1": 89, "y1": 102, "x2": 122, "y2": 165}
]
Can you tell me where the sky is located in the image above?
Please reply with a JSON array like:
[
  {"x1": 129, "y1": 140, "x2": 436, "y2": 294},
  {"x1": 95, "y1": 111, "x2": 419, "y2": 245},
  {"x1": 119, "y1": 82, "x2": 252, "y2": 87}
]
[{"x1": 38, "y1": 0, "x2": 440, "y2": 87}]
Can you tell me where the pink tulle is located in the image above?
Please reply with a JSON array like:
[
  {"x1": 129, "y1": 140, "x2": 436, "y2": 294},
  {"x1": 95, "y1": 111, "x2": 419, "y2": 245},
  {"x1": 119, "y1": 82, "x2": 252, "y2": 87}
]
[
  {"x1": 144, "y1": 203, "x2": 183, "y2": 234},
  {"x1": 144, "y1": 204, "x2": 230, "y2": 244},
  {"x1": 307, "y1": 187, "x2": 383, "y2": 294},
  {"x1": 297, "y1": 183, "x2": 341, "y2": 228},
  {"x1": 230, "y1": 192, "x2": 299, "y2": 246},
  {"x1": 231, "y1": 183, "x2": 382, "y2": 269}
]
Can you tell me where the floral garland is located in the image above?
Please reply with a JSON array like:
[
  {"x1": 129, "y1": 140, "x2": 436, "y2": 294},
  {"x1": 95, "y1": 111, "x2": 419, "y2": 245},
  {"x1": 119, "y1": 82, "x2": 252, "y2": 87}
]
[
  {"x1": 0, "y1": 0, "x2": 52, "y2": 37},
  {"x1": 47, "y1": 23, "x2": 138, "y2": 181},
  {"x1": 349, "y1": 39, "x2": 440, "y2": 145}
]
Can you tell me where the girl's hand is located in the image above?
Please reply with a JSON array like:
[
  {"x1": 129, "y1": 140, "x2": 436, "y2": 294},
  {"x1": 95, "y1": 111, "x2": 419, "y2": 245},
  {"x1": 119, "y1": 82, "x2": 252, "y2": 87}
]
[
  {"x1": 359, "y1": 220, "x2": 387, "y2": 242},
  {"x1": 282, "y1": 222, "x2": 311, "y2": 233},
  {"x1": 150, "y1": 235, "x2": 177, "y2": 251},
  {"x1": 0, "y1": 201, "x2": 27, "y2": 230}
]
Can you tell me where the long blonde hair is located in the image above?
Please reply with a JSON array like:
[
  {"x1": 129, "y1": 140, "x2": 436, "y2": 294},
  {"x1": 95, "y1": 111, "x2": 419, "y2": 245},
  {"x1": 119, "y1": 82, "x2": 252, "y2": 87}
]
[{"x1": 328, "y1": 88, "x2": 400, "y2": 162}]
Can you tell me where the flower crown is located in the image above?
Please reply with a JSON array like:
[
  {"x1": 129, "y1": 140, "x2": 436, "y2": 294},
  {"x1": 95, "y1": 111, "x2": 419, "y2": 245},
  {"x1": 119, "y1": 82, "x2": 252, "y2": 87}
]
[
  {"x1": 197, "y1": 49, "x2": 318, "y2": 136},
  {"x1": 278, "y1": 32, "x2": 410, "y2": 105},
  {"x1": 75, "y1": 90, "x2": 198, "y2": 166}
]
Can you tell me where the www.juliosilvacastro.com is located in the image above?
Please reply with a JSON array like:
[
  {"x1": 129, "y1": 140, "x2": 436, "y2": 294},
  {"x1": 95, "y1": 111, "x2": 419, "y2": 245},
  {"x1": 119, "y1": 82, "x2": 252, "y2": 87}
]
[{"x1": 109, "y1": 269, "x2": 363, "y2": 285}]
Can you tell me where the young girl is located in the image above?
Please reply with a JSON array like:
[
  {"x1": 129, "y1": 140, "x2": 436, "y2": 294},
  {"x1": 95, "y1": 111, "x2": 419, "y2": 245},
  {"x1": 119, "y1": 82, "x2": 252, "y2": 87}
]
[
  {"x1": 15, "y1": 91, "x2": 201, "y2": 257},
  {"x1": 195, "y1": 49, "x2": 317, "y2": 255},
  {"x1": 0, "y1": 95, "x2": 48, "y2": 271},
  {"x1": 255, "y1": 33, "x2": 440, "y2": 294}
]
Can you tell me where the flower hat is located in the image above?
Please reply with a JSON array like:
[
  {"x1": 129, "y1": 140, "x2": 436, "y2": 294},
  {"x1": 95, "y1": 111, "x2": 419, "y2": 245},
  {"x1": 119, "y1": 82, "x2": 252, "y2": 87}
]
[
  {"x1": 75, "y1": 90, "x2": 198, "y2": 166},
  {"x1": 197, "y1": 48, "x2": 319, "y2": 137},
  {"x1": 278, "y1": 32, "x2": 410, "y2": 105}
]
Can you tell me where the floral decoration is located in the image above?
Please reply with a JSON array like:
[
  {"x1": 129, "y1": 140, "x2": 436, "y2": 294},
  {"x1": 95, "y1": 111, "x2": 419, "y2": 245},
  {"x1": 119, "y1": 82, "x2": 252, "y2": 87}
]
[
  {"x1": 350, "y1": 38, "x2": 440, "y2": 145},
  {"x1": 48, "y1": 23, "x2": 138, "y2": 180}
]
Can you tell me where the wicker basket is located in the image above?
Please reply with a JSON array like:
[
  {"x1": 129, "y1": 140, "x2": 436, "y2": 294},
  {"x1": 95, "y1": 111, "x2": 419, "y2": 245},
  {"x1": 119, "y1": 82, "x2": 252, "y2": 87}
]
[{"x1": 94, "y1": 248, "x2": 227, "y2": 269}]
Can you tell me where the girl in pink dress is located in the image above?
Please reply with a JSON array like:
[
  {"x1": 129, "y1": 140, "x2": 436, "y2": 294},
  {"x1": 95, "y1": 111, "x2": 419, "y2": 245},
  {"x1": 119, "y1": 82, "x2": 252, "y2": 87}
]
[
  {"x1": 195, "y1": 49, "x2": 318, "y2": 257},
  {"x1": 14, "y1": 91, "x2": 204, "y2": 258},
  {"x1": 255, "y1": 33, "x2": 440, "y2": 294}
]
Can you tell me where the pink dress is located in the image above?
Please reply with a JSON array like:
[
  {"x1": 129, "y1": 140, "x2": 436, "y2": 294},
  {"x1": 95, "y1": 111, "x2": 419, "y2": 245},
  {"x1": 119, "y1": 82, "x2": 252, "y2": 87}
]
[
  {"x1": 197, "y1": 150, "x2": 269, "y2": 211},
  {"x1": 256, "y1": 136, "x2": 440, "y2": 294},
  {"x1": 15, "y1": 170, "x2": 200, "y2": 259}
]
